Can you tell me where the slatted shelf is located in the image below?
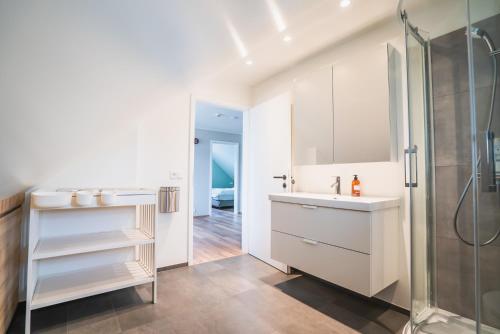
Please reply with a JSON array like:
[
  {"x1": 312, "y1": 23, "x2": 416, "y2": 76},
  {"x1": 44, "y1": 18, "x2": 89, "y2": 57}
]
[
  {"x1": 31, "y1": 261, "x2": 153, "y2": 310},
  {"x1": 33, "y1": 229, "x2": 154, "y2": 260}
]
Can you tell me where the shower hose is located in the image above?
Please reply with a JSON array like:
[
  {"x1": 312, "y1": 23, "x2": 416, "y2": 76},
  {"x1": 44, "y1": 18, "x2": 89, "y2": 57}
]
[
  {"x1": 453, "y1": 30, "x2": 500, "y2": 247},
  {"x1": 453, "y1": 161, "x2": 500, "y2": 246}
]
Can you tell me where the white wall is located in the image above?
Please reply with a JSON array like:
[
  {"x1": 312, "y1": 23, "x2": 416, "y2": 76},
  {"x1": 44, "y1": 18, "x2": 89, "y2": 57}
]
[
  {"x1": 135, "y1": 92, "x2": 191, "y2": 267},
  {"x1": 0, "y1": 1, "x2": 250, "y2": 276},
  {"x1": 193, "y1": 129, "x2": 242, "y2": 216}
]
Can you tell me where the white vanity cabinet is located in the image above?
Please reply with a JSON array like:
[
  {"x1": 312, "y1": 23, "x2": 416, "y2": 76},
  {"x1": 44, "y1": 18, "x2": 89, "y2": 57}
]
[{"x1": 270, "y1": 193, "x2": 399, "y2": 297}]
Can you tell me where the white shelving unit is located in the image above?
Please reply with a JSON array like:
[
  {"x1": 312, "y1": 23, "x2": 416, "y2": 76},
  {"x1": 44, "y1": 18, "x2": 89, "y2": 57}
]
[{"x1": 26, "y1": 190, "x2": 158, "y2": 334}]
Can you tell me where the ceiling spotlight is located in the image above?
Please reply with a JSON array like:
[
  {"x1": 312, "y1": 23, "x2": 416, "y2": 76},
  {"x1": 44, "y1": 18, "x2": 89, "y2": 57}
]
[
  {"x1": 215, "y1": 113, "x2": 225, "y2": 118},
  {"x1": 283, "y1": 35, "x2": 292, "y2": 42},
  {"x1": 245, "y1": 59, "x2": 253, "y2": 65},
  {"x1": 340, "y1": 0, "x2": 351, "y2": 8}
]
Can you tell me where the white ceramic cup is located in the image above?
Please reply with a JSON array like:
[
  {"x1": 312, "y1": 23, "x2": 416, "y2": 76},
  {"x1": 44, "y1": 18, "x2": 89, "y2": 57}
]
[
  {"x1": 100, "y1": 191, "x2": 116, "y2": 205},
  {"x1": 31, "y1": 191, "x2": 72, "y2": 208},
  {"x1": 76, "y1": 191, "x2": 93, "y2": 206}
]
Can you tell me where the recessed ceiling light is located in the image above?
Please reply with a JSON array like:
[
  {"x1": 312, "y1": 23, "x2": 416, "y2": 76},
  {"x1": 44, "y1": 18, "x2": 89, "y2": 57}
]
[
  {"x1": 283, "y1": 35, "x2": 292, "y2": 42},
  {"x1": 215, "y1": 113, "x2": 225, "y2": 118},
  {"x1": 232, "y1": 116, "x2": 239, "y2": 120},
  {"x1": 340, "y1": 0, "x2": 351, "y2": 8},
  {"x1": 266, "y1": 0, "x2": 287, "y2": 32},
  {"x1": 245, "y1": 59, "x2": 253, "y2": 65}
]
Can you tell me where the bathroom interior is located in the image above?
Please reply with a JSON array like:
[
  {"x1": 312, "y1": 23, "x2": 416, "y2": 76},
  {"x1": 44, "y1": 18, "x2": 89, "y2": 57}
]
[{"x1": 0, "y1": 0, "x2": 500, "y2": 333}]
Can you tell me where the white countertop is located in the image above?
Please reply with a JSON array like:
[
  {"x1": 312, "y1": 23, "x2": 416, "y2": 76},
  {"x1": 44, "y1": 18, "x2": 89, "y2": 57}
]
[{"x1": 269, "y1": 192, "x2": 400, "y2": 211}]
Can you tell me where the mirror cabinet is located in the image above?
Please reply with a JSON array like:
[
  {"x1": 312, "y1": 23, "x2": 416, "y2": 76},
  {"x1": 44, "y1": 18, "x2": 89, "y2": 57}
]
[{"x1": 292, "y1": 43, "x2": 399, "y2": 165}]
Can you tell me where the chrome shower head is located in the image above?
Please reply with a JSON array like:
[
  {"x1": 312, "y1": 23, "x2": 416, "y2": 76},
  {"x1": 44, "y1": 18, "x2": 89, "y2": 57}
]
[
  {"x1": 468, "y1": 27, "x2": 496, "y2": 54},
  {"x1": 470, "y1": 27, "x2": 486, "y2": 39}
]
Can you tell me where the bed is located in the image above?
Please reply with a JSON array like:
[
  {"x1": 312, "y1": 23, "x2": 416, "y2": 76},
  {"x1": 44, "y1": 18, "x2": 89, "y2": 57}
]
[{"x1": 211, "y1": 188, "x2": 234, "y2": 208}]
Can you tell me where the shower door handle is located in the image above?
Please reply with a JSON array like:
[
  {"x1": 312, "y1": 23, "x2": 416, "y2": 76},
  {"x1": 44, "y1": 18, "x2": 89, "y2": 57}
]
[
  {"x1": 480, "y1": 130, "x2": 497, "y2": 192},
  {"x1": 404, "y1": 145, "x2": 418, "y2": 188}
]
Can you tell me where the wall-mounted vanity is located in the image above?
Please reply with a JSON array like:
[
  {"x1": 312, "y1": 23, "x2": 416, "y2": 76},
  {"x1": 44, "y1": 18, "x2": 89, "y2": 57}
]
[
  {"x1": 270, "y1": 193, "x2": 399, "y2": 297},
  {"x1": 272, "y1": 42, "x2": 403, "y2": 298}
]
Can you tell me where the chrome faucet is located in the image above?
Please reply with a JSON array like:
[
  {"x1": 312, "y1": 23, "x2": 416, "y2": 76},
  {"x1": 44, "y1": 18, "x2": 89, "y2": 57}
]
[{"x1": 330, "y1": 176, "x2": 341, "y2": 195}]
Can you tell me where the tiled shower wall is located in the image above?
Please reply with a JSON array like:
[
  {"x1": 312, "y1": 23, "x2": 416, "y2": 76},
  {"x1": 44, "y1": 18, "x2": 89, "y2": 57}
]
[{"x1": 431, "y1": 14, "x2": 500, "y2": 327}]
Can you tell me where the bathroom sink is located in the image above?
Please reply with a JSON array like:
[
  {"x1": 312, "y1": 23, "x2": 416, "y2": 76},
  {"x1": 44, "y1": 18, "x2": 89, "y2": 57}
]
[
  {"x1": 269, "y1": 192, "x2": 400, "y2": 211},
  {"x1": 32, "y1": 191, "x2": 72, "y2": 208}
]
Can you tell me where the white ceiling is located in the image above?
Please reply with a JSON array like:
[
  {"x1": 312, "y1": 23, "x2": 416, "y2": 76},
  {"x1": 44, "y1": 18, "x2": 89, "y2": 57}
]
[
  {"x1": 196, "y1": 101, "x2": 243, "y2": 134},
  {"x1": 65, "y1": 0, "x2": 401, "y2": 88},
  {"x1": 212, "y1": 0, "x2": 400, "y2": 86}
]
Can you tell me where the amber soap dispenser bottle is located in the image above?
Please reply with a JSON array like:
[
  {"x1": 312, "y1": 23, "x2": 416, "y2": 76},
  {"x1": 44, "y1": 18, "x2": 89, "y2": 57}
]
[{"x1": 351, "y1": 175, "x2": 361, "y2": 197}]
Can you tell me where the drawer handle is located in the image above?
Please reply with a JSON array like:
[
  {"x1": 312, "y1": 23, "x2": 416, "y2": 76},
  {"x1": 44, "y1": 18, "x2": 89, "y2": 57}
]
[
  {"x1": 301, "y1": 205, "x2": 317, "y2": 209},
  {"x1": 302, "y1": 238, "x2": 318, "y2": 245}
]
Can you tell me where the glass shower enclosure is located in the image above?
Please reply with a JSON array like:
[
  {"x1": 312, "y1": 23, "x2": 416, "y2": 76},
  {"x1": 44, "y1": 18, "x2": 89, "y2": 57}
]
[{"x1": 404, "y1": 1, "x2": 500, "y2": 333}]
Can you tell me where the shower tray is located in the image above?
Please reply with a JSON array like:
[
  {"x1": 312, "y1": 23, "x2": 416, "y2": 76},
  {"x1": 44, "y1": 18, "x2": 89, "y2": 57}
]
[{"x1": 404, "y1": 308, "x2": 500, "y2": 334}]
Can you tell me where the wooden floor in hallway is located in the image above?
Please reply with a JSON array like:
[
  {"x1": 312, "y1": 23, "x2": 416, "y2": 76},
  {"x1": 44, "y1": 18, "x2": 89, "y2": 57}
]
[{"x1": 193, "y1": 208, "x2": 242, "y2": 265}]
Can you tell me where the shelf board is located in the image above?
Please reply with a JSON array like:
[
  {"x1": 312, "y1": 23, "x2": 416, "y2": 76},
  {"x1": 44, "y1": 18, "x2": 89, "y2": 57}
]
[
  {"x1": 32, "y1": 193, "x2": 156, "y2": 211},
  {"x1": 31, "y1": 262, "x2": 153, "y2": 310},
  {"x1": 33, "y1": 229, "x2": 154, "y2": 260}
]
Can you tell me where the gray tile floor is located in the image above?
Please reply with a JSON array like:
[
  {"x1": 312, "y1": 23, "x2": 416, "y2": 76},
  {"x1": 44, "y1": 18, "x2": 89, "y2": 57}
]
[{"x1": 8, "y1": 255, "x2": 408, "y2": 334}]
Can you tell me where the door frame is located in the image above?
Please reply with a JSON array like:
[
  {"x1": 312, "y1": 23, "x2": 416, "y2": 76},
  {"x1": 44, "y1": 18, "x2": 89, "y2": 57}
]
[
  {"x1": 188, "y1": 95, "x2": 250, "y2": 265},
  {"x1": 209, "y1": 140, "x2": 240, "y2": 216}
]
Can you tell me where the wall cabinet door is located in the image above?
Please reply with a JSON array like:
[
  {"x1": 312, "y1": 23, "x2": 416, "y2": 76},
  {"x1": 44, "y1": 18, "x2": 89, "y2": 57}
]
[
  {"x1": 333, "y1": 43, "x2": 396, "y2": 163},
  {"x1": 292, "y1": 66, "x2": 334, "y2": 165}
]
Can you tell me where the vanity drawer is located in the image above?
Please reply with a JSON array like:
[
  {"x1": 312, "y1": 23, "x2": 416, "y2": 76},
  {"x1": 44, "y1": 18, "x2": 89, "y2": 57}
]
[
  {"x1": 271, "y1": 201, "x2": 371, "y2": 254},
  {"x1": 271, "y1": 231, "x2": 371, "y2": 296}
]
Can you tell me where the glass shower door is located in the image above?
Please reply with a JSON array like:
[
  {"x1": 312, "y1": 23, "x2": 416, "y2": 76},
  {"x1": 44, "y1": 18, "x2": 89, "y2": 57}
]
[
  {"x1": 404, "y1": 18, "x2": 435, "y2": 332},
  {"x1": 468, "y1": 1, "x2": 500, "y2": 332},
  {"x1": 403, "y1": 1, "x2": 500, "y2": 333}
]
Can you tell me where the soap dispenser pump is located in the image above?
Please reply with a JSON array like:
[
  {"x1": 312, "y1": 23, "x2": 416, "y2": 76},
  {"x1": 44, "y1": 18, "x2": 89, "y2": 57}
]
[{"x1": 351, "y1": 175, "x2": 361, "y2": 197}]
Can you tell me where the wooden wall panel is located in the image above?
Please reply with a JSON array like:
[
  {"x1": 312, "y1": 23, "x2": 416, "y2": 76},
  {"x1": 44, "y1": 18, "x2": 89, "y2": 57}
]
[
  {"x1": 0, "y1": 193, "x2": 24, "y2": 217},
  {"x1": 0, "y1": 194, "x2": 23, "y2": 333}
]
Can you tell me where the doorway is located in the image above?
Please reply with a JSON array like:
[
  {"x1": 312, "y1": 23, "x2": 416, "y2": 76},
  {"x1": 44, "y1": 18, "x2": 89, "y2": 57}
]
[
  {"x1": 190, "y1": 99, "x2": 245, "y2": 265},
  {"x1": 210, "y1": 141, "x2": 239, "y2": 214}
]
